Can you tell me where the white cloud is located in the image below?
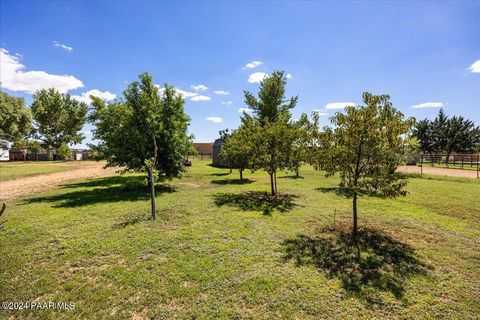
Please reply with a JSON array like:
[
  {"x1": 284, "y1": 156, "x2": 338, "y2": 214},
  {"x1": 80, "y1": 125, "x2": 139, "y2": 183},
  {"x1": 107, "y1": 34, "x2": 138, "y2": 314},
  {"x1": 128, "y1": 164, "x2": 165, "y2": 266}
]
[
  {"x1": 244, "y1": 60, "x2": 263, "y2": 69},
  {"x1": 468, "y1": 60, "x2": 480, "y2": 73},
  {"x1": 0, "y1": 48, "x2": 84, "y2": 94},
  {"x1": 72, "y1": 89, "x2": 117, "y2": 104},
  {"x1": 248, "y1": 72, "x2": 268, "y2": 84},
  {"x1": 410, "y1": 102, "x2": 444, "y2": 109},
  {"x1": 238, "y1": 107, "x2": 253, "y2": 113},
  {"x1": 206, "y1": 116, "x2": 223, "y2": 123},
  {"x1": 173, "y1": 88, "x2": 198, "y2": 98},
  {"x1": 156, "y1": 85, "x2": 211, "y2": 101},
  {"x1": 190, "y1": 84, "x2": 208, "y2": 91},
  {"x1": 312, "y1": 109, "x2": 328, "y2": 116},
  {"x1": 286, "y1": 73, "x2": 292, "y2": 79},
  {"x1": 213, "y1": 90, "x2": 229, "y2": 95},
  {"x1": 191, "y1": 95, "x2": 211, "y2": 101},
  {"x1": 324, "y1": 102, "x2": 356, "y2": 110},
  {"x1": 53, "y1": 41, "x2": 74, "y2": 52},
  {"x1": 222, "y1": 101, "x2": 233, "y2": 105}
]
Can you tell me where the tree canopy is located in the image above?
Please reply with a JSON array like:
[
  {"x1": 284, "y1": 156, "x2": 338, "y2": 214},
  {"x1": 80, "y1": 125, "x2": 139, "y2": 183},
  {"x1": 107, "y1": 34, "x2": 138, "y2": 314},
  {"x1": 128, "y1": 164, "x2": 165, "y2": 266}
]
[
  {"x1": 89, "y1": 72, "x2": 192, "y2": 219},
  {"x1": 31, "y1": 88, "x2": 88, "y2": 158},
  {"x1": 240, "y1": 71, "x2": 300, "y2": 195},
  {"x1": 314, "y1": 92, "x2": 415, "y2": 237},
  {"x1": 0, "y1": 92, "x2": 32, "y2": 142},
  {"x1": 413, "y1": 108, "x2": 480, "y2": 155}
]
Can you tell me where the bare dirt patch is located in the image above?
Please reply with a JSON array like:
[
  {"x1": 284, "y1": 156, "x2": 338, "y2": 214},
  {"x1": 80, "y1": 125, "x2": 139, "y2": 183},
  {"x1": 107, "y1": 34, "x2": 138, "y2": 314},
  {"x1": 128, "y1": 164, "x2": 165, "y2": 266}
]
[
  {"x1": 0, "y1": 161, "x2": 115, "y2": 201},
  {"x1": 397, "y1": 165, "x2": 479, "y2": 179}
]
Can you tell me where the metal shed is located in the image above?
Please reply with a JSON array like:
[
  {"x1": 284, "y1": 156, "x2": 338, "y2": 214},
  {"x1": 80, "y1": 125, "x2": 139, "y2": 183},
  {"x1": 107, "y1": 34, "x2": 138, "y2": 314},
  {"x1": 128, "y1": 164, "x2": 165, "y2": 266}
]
[{"x1": 212, "y1": 138, "x2": 225, "y2": 167}]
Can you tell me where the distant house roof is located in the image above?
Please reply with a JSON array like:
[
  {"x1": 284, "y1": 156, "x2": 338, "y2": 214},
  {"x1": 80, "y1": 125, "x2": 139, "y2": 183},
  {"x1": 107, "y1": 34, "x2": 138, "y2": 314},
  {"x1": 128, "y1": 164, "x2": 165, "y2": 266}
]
[{"x1": 193, "y1": 143, "x2": 213, "y2": 154}]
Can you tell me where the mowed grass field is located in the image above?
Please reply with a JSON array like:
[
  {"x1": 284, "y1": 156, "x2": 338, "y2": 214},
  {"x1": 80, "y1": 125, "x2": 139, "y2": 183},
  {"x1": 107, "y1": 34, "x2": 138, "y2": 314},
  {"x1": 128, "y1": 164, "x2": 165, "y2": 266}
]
[
  {"x1": 1, "y1": 160, "x2": 479, "y2": 319},
  {"x1": 0, "y1": 161, "x2": 84, "y2": 181}
]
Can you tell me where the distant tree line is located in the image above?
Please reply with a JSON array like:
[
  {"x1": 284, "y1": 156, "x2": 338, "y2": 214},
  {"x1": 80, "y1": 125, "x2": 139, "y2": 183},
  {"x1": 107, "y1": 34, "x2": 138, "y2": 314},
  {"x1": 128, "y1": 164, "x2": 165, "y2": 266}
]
[
  {"x1": 0, "y1": 89, "x2": 88, "y2": 160},
  {"x1": 412, "y1": 109, "x2": 480, "y2": 156}
]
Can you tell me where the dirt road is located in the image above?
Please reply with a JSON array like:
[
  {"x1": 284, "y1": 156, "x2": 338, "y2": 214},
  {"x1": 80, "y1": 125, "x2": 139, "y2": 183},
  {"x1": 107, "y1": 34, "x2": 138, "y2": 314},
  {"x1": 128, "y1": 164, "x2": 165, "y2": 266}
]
[
  {"x1": 0, "y1": 162, "x2": 115, "y2": 201},
  {"x1": 397, "y1": 165, "x2": 479, "y2": 179}
]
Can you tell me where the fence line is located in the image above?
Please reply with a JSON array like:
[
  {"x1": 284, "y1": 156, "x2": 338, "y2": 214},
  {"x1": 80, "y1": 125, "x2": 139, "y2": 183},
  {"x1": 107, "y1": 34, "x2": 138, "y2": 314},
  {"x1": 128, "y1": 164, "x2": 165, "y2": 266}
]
[{"x1": 418, "y1": 153, "x2": 479, "y2": 179}]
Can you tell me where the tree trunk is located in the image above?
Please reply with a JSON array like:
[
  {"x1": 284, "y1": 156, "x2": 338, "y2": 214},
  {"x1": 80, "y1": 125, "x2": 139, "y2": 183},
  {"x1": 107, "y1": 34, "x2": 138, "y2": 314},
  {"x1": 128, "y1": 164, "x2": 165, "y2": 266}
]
[
  {"x1": 239, "y1": 169, "x2": 243, "y2": 182},
  {"x1": 274, "y1": 171, "x2": 277, "y2": 194},
  {"x1": 149, "y1": 167, "x2": 157, "y2": 220},
  {"x1": 296, "y1": 170, "x2": 299, "y2": 178},
  {"x1": 270, "y1": 173, "x2": 275, "y2": 195},
  {"x1": 352, "y1": 191, "x2": 358, "y2": 237}
]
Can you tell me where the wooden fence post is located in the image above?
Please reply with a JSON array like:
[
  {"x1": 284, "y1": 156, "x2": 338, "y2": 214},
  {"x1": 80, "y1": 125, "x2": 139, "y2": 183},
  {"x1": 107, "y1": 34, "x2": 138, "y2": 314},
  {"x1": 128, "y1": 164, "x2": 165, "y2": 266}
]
[
  {"x1": 477, "y1": 154, "x2": 479, "y2": 179},
  {"x1": 420, "y1": 154, "x2": 423, "y2": 175}
]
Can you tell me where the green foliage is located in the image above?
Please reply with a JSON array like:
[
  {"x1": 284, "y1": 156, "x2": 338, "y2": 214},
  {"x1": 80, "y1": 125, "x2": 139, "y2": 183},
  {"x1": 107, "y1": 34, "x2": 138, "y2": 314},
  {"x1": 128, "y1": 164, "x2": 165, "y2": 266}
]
[
  {"x1": 412, "y1": 119, "x2": 435, "y2": 154},
  {"x1": 413, "y1": 108, "x2": 480, "y2": 154},
  {"x1": 244, "y1": 71, "x2": 297, "y2": 125},
  {"x1": 89, "y1": 73, "x2": 192, "y2": 180},
  {"x1": 57, "y1": 144, "x2": 71, "y2": 160},
  {"x1": 31, "y1": 88, "x2": 88, "y2": 157},
  {"x1": 285, "y1": 113, "x2": 313, "y2": 176},
  {"x1": 12, "y1": 139, "x2": 41, "y2": 153},
  {"x1": 314, "y1": 92, "x2": 415, "y2": 235},
  {"x1": 219, "y1": 127, "x2": 252, "y2": 180},
  {"x1": 242, "y1": 71, "x2": 299, "y2": 194},
  {"x1": 0, "y1": 92, "x2": 32, "y2": 141},
  {"x1": 28, "y1": 140, "x2": 41, "y2": 154}
]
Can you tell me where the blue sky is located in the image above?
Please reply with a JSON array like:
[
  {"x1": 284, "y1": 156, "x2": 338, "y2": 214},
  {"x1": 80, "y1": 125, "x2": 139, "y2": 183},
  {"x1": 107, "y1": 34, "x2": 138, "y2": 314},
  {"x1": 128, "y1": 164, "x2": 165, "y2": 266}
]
[{"x1": 1, "y1": 1, "x2": 479, "y2": 148}]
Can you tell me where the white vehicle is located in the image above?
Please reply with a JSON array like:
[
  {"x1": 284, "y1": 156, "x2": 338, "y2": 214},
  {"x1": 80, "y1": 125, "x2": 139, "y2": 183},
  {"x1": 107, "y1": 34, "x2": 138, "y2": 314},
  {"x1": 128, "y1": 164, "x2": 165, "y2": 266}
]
[{"x1": 0, "y1": 140, "x2": 10, "y2": 161}]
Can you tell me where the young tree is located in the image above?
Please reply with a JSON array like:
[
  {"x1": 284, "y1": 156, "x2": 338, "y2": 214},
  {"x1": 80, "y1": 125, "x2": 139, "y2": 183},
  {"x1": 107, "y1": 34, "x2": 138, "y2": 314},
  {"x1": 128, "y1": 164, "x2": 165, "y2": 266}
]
[
  {"x1": 89, "y1": 73, "x2": 192, "y2": 219},
  {"x1": 0, "y1": 92, "x2": 32, "y2": 142},
  {"x1": 243, "y1": 71, "x2": 298, "y2": 195},
  {"x1": 286, "y1": 114, "x2": 312, "y2": 177},
  {"x1": 57, "y1": 144, "x2": 71, "y2": 160},
  {"x1": 31, "y1": 88, "x2": 88, "y2": 160},
  {"x1": 315, "y1": 92, "x2": 415, "y2": 238},
  {"x1": 13, "y1": 139, "x2": 42, "y2": 160},
  {"x1": 220, "y1": 124, "x2": 253, "y2": 182}
]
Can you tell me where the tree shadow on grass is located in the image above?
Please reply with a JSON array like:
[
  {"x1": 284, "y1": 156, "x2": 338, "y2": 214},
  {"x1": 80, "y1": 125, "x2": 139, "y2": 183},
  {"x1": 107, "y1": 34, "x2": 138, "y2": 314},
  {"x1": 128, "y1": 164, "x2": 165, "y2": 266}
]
[
  {"x1": 213, "y1": 191, "x2": 299, "y2": 215},
  {"x1": 279, "y1": 175, "x2": 305, "y2": 179},
  {"x1": 211, "y1": 178, "x2": 254, "y2": 185},
  {"x1": 21, "y1": 175, "x2": 176, "y2": 208},
  {"x1": 112, "y1": 212, "x2": 148, "y2": 229},
  {"x1": 210, "y1": 172, "x2": 230, "y2": 176},
  {"x1": 282, "y1": 224, "x2": 431, "y2": 305},
  {"x1": 316, "y1": 186, "x2": 357, "y2": 198}
]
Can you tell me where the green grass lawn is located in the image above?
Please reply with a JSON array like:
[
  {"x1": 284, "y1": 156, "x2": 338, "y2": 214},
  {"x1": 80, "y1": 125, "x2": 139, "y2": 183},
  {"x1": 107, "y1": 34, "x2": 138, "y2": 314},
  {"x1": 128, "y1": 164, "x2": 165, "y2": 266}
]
[
  {"x1": 1, "y1": 160, "x2": 479, "y2": 319},
  {"x1": 0, "y1": 161, "x2": 84, "y2": 181}
]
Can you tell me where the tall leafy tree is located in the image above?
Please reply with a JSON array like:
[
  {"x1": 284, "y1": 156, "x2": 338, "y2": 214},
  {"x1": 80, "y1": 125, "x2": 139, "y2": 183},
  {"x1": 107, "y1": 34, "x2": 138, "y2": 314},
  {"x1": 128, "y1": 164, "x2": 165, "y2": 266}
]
[
  {"x1": 243, "y1": 71, "x2": 298, "y2": 195},
  {"x1": 413, "y1": 109, "x2": 480, "y2": 158},
  {"x1": 314, "y1": 92, "x2": 415, "y2": 238},
  {"x1": 432, "y1": 108, "x2": 448, "y2": 153},
  {"x1": 0, "y1": 92, "x2": 32, "y2": 142},
  {"x1": 89, "y1": 73, "x2": 192, "y2": 219},
  {"x1": 443, "y1": 115, "x2": 480, "y2": 157},
  {"x1": 412, "y1": 119, "x2": 436, "y2": 154},
  {"x1": 31, "y1": 88, "x2": 88, "y2": 159}
]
